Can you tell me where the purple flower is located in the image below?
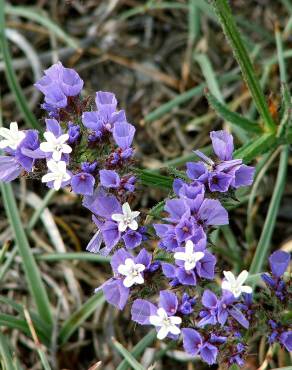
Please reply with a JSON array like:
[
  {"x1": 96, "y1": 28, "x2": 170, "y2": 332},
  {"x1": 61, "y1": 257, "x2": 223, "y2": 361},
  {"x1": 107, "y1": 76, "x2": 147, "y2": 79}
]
[
  {"x1": 67, "y1": 122, "x2": 80, "y2": 144},
  {"x1": 113, "y1": 122, "x2": 135, "y2": 149},
  {"x1": 182, "y1": 328, "x2": 218, "y2": 365},
  {"x1": 132, "y1": 290, "x2": 182, "y2": 340},
  {"x1": 197, "y1": 290, "x2": 218, "y2": 327},
  {"x1": 99, "y1": 169, "x2": 120, "y2": 188},
  {"x1": 81, "y1": 161, "x2": 98, "y2": 174},
  {"x1": 186, "y1": 130, "x2": 255, "y2": 192},
  {"x1": 280, "y1": 331, "x2": 292, "y2": 351},
  {"x1": 0, "y1": 156, "x2": 22, "y2": 182},
  {"x1": 71, "y1": 172, "x2": 95, "y2": 195},
  {"x1": 122, "y1": 230, "x2": 142, "y2": 249},
  {"x1": 269, "y1": 250, "x2": 290, "y2": 278},
  {"x1": 178, "y1": 293, "x2": 196, "y2": 315}
]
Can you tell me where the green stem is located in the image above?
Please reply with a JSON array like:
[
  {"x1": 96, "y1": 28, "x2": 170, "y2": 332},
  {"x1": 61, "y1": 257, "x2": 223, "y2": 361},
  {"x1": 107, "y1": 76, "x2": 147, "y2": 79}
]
[{"x1": 211, "y1": 0, "x2": 276, "y2": 133}]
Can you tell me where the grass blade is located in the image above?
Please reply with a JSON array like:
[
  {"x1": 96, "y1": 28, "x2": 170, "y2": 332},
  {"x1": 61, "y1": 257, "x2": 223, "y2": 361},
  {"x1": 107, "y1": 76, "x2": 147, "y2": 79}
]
[
  {"x1": 206, "y1": 91, "x2": 262, "y2": 134},
  {"x1": 5, "y1": 5, "x2": 79, "y2": 49},
  {"x1": 135, "y1": 169, "x2": 173, "y2": 189},
  {"x1": 112, "y1": 338, "x2": 145, "y2": 370},
  {"x1": 36, "y1": 252, "x2": 110, "y2": 263},
  {"x1": 211, "y1": 0, "x2": 276, "y2": 132},
  {"x1": 58, "y1": 291, "x2": 105, "y2": 346},
  {"x1": 249, "y1": 146, "x2": 288, "y2": 274},
  {"x1": 117, "y1": 330, "x2": 156, "y2": 370},
  {"x1": 0, "y1": 0, "x2": 41, "y2": 130},
  {"x1": 0, "y1": 332, "x2": 16, "y2": 370},
  {"x1": 0, "y1": 183, "x2": 53, "y2": 328}
]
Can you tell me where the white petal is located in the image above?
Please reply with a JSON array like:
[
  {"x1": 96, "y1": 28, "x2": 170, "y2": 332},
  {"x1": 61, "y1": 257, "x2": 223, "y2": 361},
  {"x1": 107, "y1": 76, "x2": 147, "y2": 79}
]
[
  {"x1": 169, "y1": 325, "x2": 181, "y2": 335},
  {"x1": 174, "y1": 252, "x2": 187, "y2": 261},
  {"x1": 185, "y1": 240, "x2": 194, "y2": 254},
  {"x1": 53, "y1": 178, "x2": 62, "y2": 191},
  {"x1": 118, "y1": 222, "x2": 128, "y2": 232},
  {"x1": 57, "y1": 161, "x2": 67, "y2": 173},
  {"x1": 134, "y1": 275, "x2": 144, "y2": 285},
  {"x1": 221, "y1": 280, "x2": 232, "y2": 291},
  {"x1": 241, "y1": 285, "x2": 253, "y2": 294},
  {"x1": 129, "y1": 219, "x2": 138, "y2": 231},
  {"x1": 0, "y1": 140, "x2": 10, "y2": 149},
  {"x1": 157, "y1": 326, "x2": 169, "y2": 340},
  {"x1": 58, "y1": 134, "x2": 69, "y2": 144},
  {"x1": 47, "y1": 160, "x2": 59, "y2": 173},
  {"x1": 40, "y1": 142, "x2": 54, "y2": 153},
  {"x1": 63, "y1": 172, "x2": 71, "y2": 182},
  {"x1": 123, "y1": 276, "x2": 135, "y2": 288},
  {"x1": 223, "y1": 271, "x2": 236, "y2": 284},
  {"x1": 237, "y1": 270, "x2": 249, "y2": 286},
  {"x1": 184, "y1": 261, "x2": 196, "y2": 271},
  {"x1": 61, "y1": 144, "x2": 72, "y2": 154},
  {"x1": 136, "y1": 264, "x2": 146, "y2": 272},
  {"x1": 111, "y1": 213, "x2": 124, "y2": 222},
  {"x1": 117, "y1": 264, "x2": 131, "y2": 276},
  {"x1": 157, "y1": 308, "x2": 167, "y2": 318},
  {"x1": 44, "y1": 131, "x2": 57, "y2": 143},
  {"x1": 131, "y1": 211, "x2": 140, "y2": 218},
  {"x1": 10, "y1": 121, "x2": 19, "y2": 132},
  {"x1": 170, "y1": 316, "x2": 182, "y2": 325},
  {"x1": 52, "y1": 150, "x2": 62, "y2": 161},
  {"x1": 149, "y1": 315, "x2": 163, "y2": 326},
  {"x1": 194, "y1": 251, "x2": 205, "y2": 262},
  {"x1": 122, "y1": 202, "x2": 132, "y2": 216},
  {"x1": 42, "y1": 173, "x2": 57, "y2": 183}
]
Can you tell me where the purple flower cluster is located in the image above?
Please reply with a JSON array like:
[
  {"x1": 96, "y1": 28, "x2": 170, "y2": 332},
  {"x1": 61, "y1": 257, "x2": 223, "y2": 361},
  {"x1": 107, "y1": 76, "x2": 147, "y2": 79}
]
[{"x1": 1, "y1": 62, "x2": 291, "y2": 369}]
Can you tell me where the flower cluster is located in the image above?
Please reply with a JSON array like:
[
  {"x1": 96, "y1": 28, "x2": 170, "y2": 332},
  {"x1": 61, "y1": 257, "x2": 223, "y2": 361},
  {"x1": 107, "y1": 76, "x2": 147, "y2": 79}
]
[{"x1": 0, "y1": 62, "x2": 291, "y2": 369}]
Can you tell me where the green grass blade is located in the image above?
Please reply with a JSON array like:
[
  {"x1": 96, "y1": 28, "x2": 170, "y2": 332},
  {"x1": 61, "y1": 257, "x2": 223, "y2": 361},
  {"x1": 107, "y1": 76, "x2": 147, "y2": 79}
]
[
  {"x1": 0, "y1": 0, "x2": 41, "y2": 129},
  {"x1": 211, "y1": 0, "x2": 276, "y2": 132},
  {"x1": 0, "y1": 183, "x2": 53, "y2": 328},
  {"x1": 5, "y1": 5, "x2": 79, "y2": 49},
  {"x1": 0, "y1": 314, "x2": 49, "y2": 345},
  {"x1": 135, "y1": 169, "x2": 173, "y2": 189},
  {"x1": 0, "y1": 0, "x2": 41, "y2": 130},
  {"x1": 117, "y1": 330, "x2": 156, "y2": 370},
  {"x1": 112, "y1": 338, "x2": 145, "y2": 370},
  {"x1": 233, "y1": 133, "x2": 277, "y2": 163},
  {"x1": 249, "y1": 146, "x2": 289, "y2": 274},
  {"x1": 206, "y1": 91, "x2": 262, "y2": 133},
  {"x1": 36, "y1": 252, "x2": 110, "y2": 263},
  {"x1": 58, "y1": 291, "x2": 105, "y2": 346},
  {"x1": 0, "y1": 332, "x2": 16, "y2": 370}
]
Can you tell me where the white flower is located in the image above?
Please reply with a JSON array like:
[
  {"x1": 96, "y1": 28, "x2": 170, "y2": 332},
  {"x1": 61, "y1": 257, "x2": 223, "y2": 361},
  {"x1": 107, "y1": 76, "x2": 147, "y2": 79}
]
[
  {"x1": 117, "y1": 258, "x2": 145, "y2": 288},
  {"x1": 40, "y1": 132, "x2": 72, "y2": 161},
  {"x1": 0, "y1": 121, "x2": 25, "y2": 150},
  {"x1": 41, "y1": 160, "x2": 71, "y2": 191},
  {"x1": 173, "y1": 240, "x2": 205, "y2": 271},
  {"x1": 111, "y1": 202, "x2": 140, "y2": 232},
  {"x1": 222, "y1": 270, "x2": 253, "y2": 298},
  {"x1": 149, "y1": 308, "x2": 182, "y2": 340}
]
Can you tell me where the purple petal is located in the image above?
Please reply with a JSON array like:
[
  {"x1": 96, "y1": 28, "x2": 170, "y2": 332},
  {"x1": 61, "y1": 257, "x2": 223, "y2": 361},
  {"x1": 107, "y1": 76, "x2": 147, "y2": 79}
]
[
  {"x1": 182, "y1": 328, "x2": 202, "y2": 355},
  {"x1": 202, "y1": 290, "x2": 218, "y2": 309},
  {"x1": 86, "y1": 230, "x2": 103, "y2": 254},
  {"x1": 123, "y1": 230, "x2": 142, "y2": 249},
  {"x1": 60, "y1": 66, "x2": 84, "y2": 96},
  {"x1": 99, "y1": 169, "x2": 120, "y2": 188},
  {"x1": 176, "y1": 267, "x2": 196, "y2": 286},
  {"x1": 269, "y1": 250, "x2": 290, "y2": 278},
  {"x1": 113, "y1": 122, "x2": 135, "y2": 149},
  {"x1": 111, "y1": 248, "x2": 132, "y2": 274},
  {"x1": 95, "y1": 91, "x2": 117, "y2": 109},
  {"x1": 196, "y1": 251, "x2": 216, "y2": 280},
  {"x1": 210, "y1": 130, "x2": 234, "y2": 161},
  {"x1": 229, "y1": 307, "x2": 249, "y2": 329},
  {"x1": 165, "y1": 199, "x2": 189, "y2": 222},
  {"x1": 101, "y1": 279, "x2": 129, "y2": 310},
  {"x1": 200, "y1": 342, "x2": 218, "y2": 365},
  {"x1": 100, "y1": 221, "x2": 120, "y2": 254},
  {"x1": 82, "y1": 111, "x2": 103, "y2": 131},
  {"x1": 71, "y1": 173, "x2": 95, "y2": 195},
  {"x1": 0, "y1": 156, "x2": 22, "y2": 182},
  {"x1": 45, "y1": 118, "x2": 62, "y2": 137},
  {"x1": 131, "y1": 299, "x2": 157, "y2": 325},
  {"x1": 186, "y1": 162, "x2": 208, "y2": 182},
  {"x1": 135, "y1": 248, "x2": 151, "y2": 268},
  {"x1": 161, "y1": 263, "x2": 176, "y2": 279},
  {"x1": 232, "y1": 164, "x2": 255, "y2": 188},
  {"x1": 208, "y1": 171, "x2": 233, "y2": 192},
  {"x1": 159, "y1": 290, "x2": 178, "y2": 315},
  {"x1": 198, "y1": 199, "x2": 228, "y2": 226},
  {"x1": 280, "y1": 331, "x2": 292, "y2": 351},
  {"x1": 83, "y1": 192, "x2": 121, "y2": 219}
]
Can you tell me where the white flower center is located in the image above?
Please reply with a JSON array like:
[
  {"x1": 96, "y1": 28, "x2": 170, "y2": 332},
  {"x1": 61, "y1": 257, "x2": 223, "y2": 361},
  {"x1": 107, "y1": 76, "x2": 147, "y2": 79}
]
[
  {"x1": 111, "y1": 202, "x2": 140, "y2": 232},
  {"x1": 117, "y1": 258, "x2": 145, "y2": 288},
  {"x1": 149, "y1": 308, "x2": 182, "y2": 340},
  {"x1": 174, "y1": 240, "x2": 204, "y2": 271},
  {"x1": 40, "y1": 132, "x2": 72, "y2": 162}
]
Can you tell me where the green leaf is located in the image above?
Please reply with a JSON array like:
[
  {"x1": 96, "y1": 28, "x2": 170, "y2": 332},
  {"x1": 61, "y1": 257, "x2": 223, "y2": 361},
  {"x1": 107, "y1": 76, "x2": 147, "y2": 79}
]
[
  {"x1": 229, "y1": 364, "x2": 240, "y2": 370},
  {"x1": 0, "y1": 183, "x2": 53, "y2": 328},
  {"x1": 112, "y1": 338, "x2": 145, "y2": 370},
  {"x1": 0, "y1": 314, "x2": 49, "y2": 346},
  {"x1": 149, "y1": 200, "x2": 166, "y2": 217},
  {"x1": 0, "y1": 332, "x2": 16, "y2": 370},
  {"x1": 233, "y1": 133, "x2": 277, "y2": 163},
  {"x1": 5, "y1": 5, "x2": 79, "y2": 49},
  {"x1": 211, "y1": 0, "x2": 276, "y2": 132},
  {"x1": 206, "y1": 91, "x2": 262, "y2": 133},
  {"x1": 0, "y1": 0, "x2": 41, "y2": 130},
  {"x1": 58, "y1": 291, "x2": 105, "y2": 346},
  {"x1": 117, "y1": 330, "x2": 156, "y2": 370},
  {"x1": 249, "y1": 146, "x2": 289, "y2": 274},
  {"x1": 36, "y1": 252, "x2": 110, "y2": 263},
  {"x1": 135, "y1": 169, "x2": 173, "y2": 189}
]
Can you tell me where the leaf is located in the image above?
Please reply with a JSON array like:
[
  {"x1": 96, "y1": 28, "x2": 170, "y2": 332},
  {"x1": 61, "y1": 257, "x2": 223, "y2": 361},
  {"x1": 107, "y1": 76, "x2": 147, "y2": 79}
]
[
  {"x1": 117, "y1": 330, "x2": 156, "y2": 370},
  {"x1": 0, "y1": 332, "x2": 16, "y2": 370},
  {"x1": 249, "y1": 146, "x2": 289, "y2": 274},
  {"x1": 112, "y1": 338, "x2": 145, "y2": 370},
  {"x1": 0, "y1": 183, "x2": 53, "y2": 329},
  {"x1": 206, "y1": 91, "x2": 262, "y2": 133},
  {"x1": 135, "y1": 169, "x2": 173, "y2": 190},
  {"x1": 233, "y1": 133, "x2": 277, "y2": 163},
  {"x1": 58, "y1": 291, "x2": 105, "y2": 346},
  {"x1": 0, "y1": 0, "x2": 41, "y2": 130},
  {"x1": 211, "y1": 0, "x2": 276, "y2": 132}
]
